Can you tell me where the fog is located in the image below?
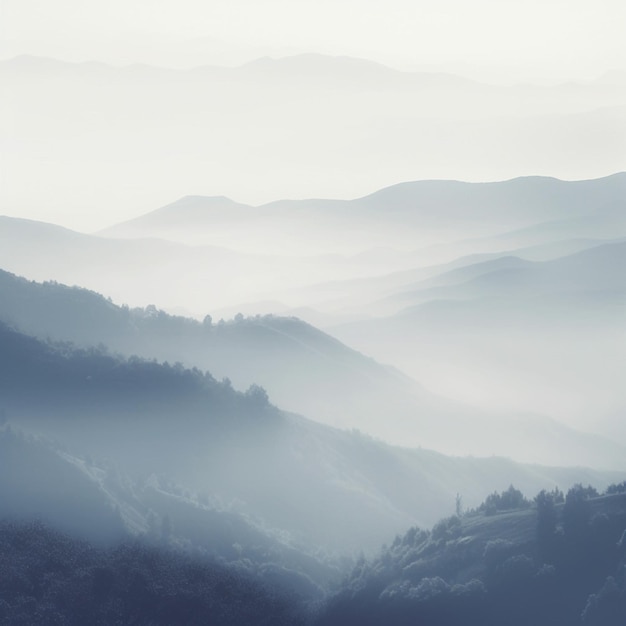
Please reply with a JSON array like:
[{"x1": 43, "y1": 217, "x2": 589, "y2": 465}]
[
  {"x1": 2, "y1": 4, "x2": 626, "y2": 622},
  {"x1": 2, "y1": 55, "x2": 625, "y2": 231},
  {"x1": 1, "y1": 176, "x2": 624, "y2": 456}
]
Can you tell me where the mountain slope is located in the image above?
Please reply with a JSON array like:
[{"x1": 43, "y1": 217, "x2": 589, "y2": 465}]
[
  {"x1": 330, "y1": 241, "x2": 626, "y2": 436},
  {"x1": 2, "y1": 323, "x2": 624, "y2": 554},
  {"x1": 0, "y1": 517, "x2": 303, "y2": 625},
  {"x1": 2, "y1": 269, "x2": 625, "y2": 468},
  {"x1": 317, "y1": 487, "x2": 626, "y2": 626},
  {"x1": 0, "y1": 268, "x2": 425, "y2": 435}
]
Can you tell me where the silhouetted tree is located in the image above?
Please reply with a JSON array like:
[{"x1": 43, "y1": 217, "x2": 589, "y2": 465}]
[
  {"x1": 563, "y1": 484, "x2": 597, "y2": 541},
  {"x1": 535, "y1": 489, "x2": 558, "y2": 558}
]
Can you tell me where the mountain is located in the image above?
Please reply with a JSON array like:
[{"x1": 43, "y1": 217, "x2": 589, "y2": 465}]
[
  {"x1": 100, "y1": 195, "x2": 257, "y2": 243},
  {"x1": 0, "y1": 215, "x2": 354, "y2": 311},
  {"x1": 4, "y1": 53, "x2": 625, "y2": 230},
  {"x1": 2, "y1": 269, "x2": 625, "y2": 468},
  {"x1": 0, "y1": 426, "x2": 338, "y2": 605},
  {"x1": 0, "y1": 268, "x2": 428, "y2": 437},
  {"x1": 355, "y1": 174, "x2": 626, "y2": 227},
  {"x1": 101, "y1": 174, "x2": 626, "y2": 251},
  {"x1": 269, "y1": 235, "x2": 623, "y2": 322},
  {"x1": 331, "y1": 241, "x2": 626, "y2": 436},
  {"x1": 3, "y1": 175, "x2": 625, "y2": 317},
  {"x1": 2, "y1": 322, "x2": 624, "y2": 555},
  {"x1": 382, "y1": 241, "x2": 626, "y2": 312}
]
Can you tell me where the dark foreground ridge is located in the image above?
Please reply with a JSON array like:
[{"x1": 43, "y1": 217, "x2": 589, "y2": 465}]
[
  {"x1": 2, "y1": 485, "x2": 625, "y2": 625},
  {"x1": 316, "y1": 485, "x2": 626, "y2": 626},
  {"x1": 0, "y1": 520, "x2": 303, "y2": 625}
]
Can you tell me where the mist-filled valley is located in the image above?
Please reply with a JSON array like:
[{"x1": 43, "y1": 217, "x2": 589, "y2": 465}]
[
  {"x1": 1, "y1": 175, "x2": 625, "y2": 451},
  {"x1": 3, "y1": 7, "x2": 626, "y2": 621},
  {"x1": 2, "y1": 171, "x2": 626, "y2": 623}
]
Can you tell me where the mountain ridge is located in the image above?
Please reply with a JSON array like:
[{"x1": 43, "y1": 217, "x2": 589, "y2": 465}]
[
  {"x1": 99, "y1": 173, "x2": 626, "y2": 240},
  {"x1": 1, "y1": 268, "x2": 625, "y2": 470}
]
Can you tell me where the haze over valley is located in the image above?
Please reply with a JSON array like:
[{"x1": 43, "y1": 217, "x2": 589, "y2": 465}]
[{"x1": 2, "y1": 2, "x2": 626, "y2": 623}]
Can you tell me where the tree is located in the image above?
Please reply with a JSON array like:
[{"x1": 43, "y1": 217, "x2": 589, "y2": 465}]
[
  {"x1": 455, "y1": 493, "x2": 463, "y2": 517},
  {"x1": 245, "y1": 384, "x2": 269, "y2": 408},
  {"x1": 563, "y1": 484, "x2": 597, "y2": 541},
  {"x1": 535, "y1": 489, "x2": 558, "y2": 559}
]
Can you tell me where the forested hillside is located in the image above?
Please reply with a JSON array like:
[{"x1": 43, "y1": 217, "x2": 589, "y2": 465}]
[
  {"x1": 317, "y1": 485, "x2": 626, "y2": 625},
  {"x1": 2, "y1": 269, "x2": 624, "y2": 468},
  {"x1": 0, "y1": 519, "x2": 303, "y2": 625},
  {"x1": 2, "y1": 322, "x2": 622, "y2": 557}
]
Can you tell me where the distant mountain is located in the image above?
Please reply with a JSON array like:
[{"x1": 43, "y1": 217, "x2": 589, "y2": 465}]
[
  {"x1": 355, "y1": 173, "x2": 626, "y2": 225},
  {"x1": 330, "y1": 240, "x2": 626, "y2": 435},
  {"x1": 0, "y1": 215, "x2": 342, "y2": 310},
  {"x1": 100, "y1": 195, "x2": 256, "y2": 241},
  {"x1": 100, "y1": 174, "x2": 626, "y2": 249},
  {"x1": 378, "y1": 240, "x2": 626, "y2": 322},
  {"x1": 273, "y1": 236, "x2": 623, "y2": 322},
  {"x1": 4, "y1": 53, "x2": 625, "y2": 228},
  {"x1": 3, "y1": 175, "x2": 625, "y2": 316}
]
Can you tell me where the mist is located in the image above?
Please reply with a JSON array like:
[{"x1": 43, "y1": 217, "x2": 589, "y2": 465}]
[
  {"x1": 2, "y1": 2, "x2": 626, "y2": 624},
  {"x1": 2, "y1": 54, "x2": 625, "y2": 231}
]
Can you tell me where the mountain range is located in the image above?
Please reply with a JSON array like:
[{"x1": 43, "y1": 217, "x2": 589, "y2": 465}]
[
  {"x1": 3, "y1": 166, "x2": 626, "y2": 623},
  {"x1": 2, "y1": 321, "x2": 623, "y2": 557},
  {"x1": 1, "y1": 269, "x2": 624, "y2": 469},
  {"x1": 3, "y1": 53, "x2": 625, "y2": 229}
]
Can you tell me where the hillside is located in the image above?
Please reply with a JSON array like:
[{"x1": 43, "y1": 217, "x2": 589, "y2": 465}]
[
  {"x1": 0, "y1": 268, "x2": 426, "y2": 435},
  {"x1": 0, "y1": 518, "x2": 302, "y2": 625},
  {"x1": 317, "y1": 486, "x2": 626, "y2": 625},
  {"x1": 2, "y1": 322, "x2": 623, "y2": 557},
  {"x1": 385, "y1": 240, "x2": 626, "y2": 313},
  {"x1": 331, "y1": 240, "x2": 626, "y2": 436},
  {"x1": 1, "y1": 269, "x2": 624, "y2": 468}
]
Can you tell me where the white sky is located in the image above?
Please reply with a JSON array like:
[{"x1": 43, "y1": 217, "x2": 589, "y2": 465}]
[{"x1": 2, "y1": 0, "x2": 625, "y2": 82}]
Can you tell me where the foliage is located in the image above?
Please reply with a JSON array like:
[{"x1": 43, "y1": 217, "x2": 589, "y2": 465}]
[
  {"x1": 431, "y1": 515, "x2": 461, "y2": 541},
  {"x1": 582, "y1": 575, "x2": 626, "y2": 626},
  {"x1": 0, "y1": 519, "x2": 303, "y2": 625},
  {"x1": 317, "y1": 485, "x2": 626, "y2": 626},
  {"x1": 475, "y1": 484, "x2": 531, "y2": 516},
  {"x1": 605, "y1": 481, "x2": 626, "y2": 495}
]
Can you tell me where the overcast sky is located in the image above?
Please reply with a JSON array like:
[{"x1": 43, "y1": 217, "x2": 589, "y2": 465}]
[{"x1": 2, "y1": 0, "x2": 625, "y2": 82}]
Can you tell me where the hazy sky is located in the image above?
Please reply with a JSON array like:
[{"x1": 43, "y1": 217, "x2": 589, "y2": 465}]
[
  {"x1": 1, "y1": 0, "x2": 625, "y2": 230},
  {"x1": 2, "y1": 0, "x2": 625, "y2": 82}
]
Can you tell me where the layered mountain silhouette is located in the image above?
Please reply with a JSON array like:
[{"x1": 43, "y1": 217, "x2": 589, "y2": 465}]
[
  {"x1": 101, "y1": 174, "x2": 626, "y2": 250},
  {"x1": 4, "y1": 53, "x2": 625, "y2": 228},
  {"x1": 1, "y1": 270, "x2": 625, "y2": 470},
  {"x1": 1, "y1": 322, "x2": 624, "y2": 556}
]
